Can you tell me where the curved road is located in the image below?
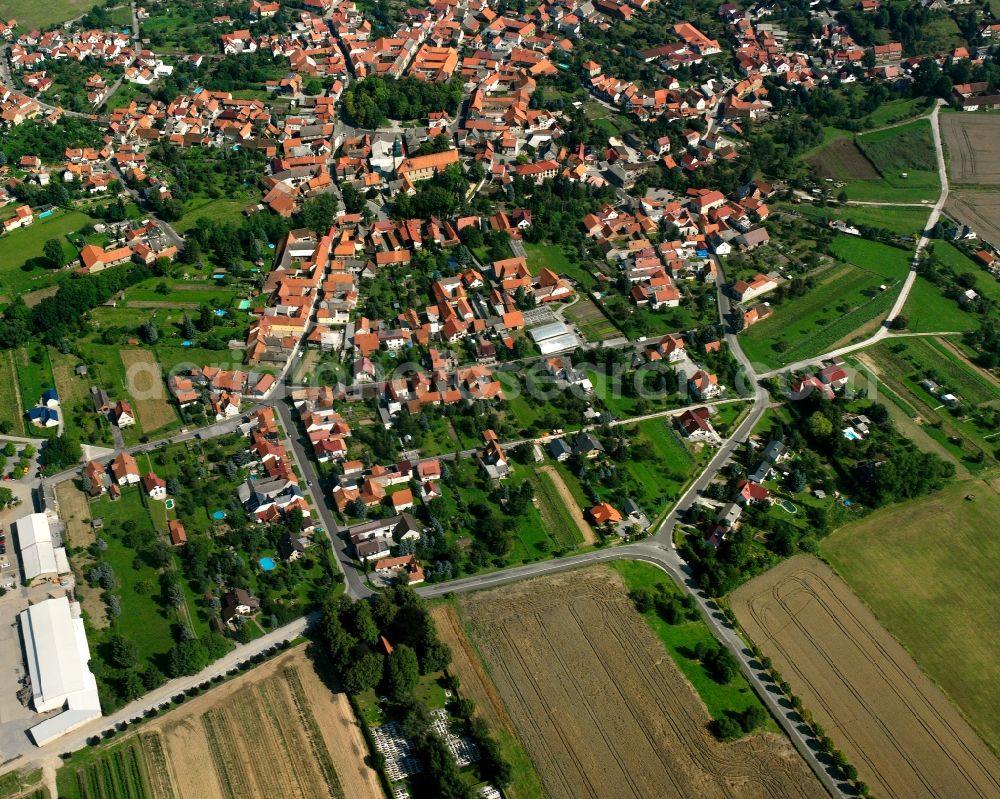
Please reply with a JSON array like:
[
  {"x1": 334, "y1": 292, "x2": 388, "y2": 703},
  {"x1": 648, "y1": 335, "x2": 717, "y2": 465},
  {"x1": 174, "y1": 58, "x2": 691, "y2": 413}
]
[{"x1": 9, "y1": 93, "x2": 956, "y2": 799}]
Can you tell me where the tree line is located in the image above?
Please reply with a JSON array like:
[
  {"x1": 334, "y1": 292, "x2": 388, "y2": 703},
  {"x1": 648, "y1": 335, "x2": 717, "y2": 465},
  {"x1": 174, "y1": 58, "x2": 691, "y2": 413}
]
[{"x1": 319, "y1": 586, "x2": 512, "y2": 798}]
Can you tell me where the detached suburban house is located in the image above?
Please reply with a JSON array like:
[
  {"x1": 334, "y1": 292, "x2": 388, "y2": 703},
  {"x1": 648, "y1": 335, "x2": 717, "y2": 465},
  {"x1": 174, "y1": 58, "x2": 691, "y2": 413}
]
[
  {"x1": 731, "y1": 273, "x2": 778, "y2": 302},
  {"x1": 676, "y1": 407, "x2": 721, "y2": 445},
  {"x1": 142, "y1": 471, "x2": 167, "y2": 500},
  {"x1": 109, "y1": 452, "x2": 141, "y2": 486}
]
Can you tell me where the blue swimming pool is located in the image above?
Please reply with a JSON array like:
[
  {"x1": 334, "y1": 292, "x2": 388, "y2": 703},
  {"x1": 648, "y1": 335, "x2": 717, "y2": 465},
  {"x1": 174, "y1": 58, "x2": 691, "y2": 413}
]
[
  {"x1": 212, "y1": 510, "x2": 226, "y2": 520},
  {"x1": 259, "y1": 557, "x2": 276, "y2": 571}
]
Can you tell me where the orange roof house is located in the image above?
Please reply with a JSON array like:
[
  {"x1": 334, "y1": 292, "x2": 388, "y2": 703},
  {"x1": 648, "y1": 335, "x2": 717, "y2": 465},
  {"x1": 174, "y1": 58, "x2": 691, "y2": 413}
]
[
  {"x1": 168, "y1": 519, "x2": 188, "y2": 546},
  {"x1": 79, "y1": 243, "x2": 132, "y2": 273},
  {"x1": 396, "y1": 149, "x2": 459, "y2": 183},
  {"x1": 589, "y1": 501, "x2": 623, "y2": 526}
]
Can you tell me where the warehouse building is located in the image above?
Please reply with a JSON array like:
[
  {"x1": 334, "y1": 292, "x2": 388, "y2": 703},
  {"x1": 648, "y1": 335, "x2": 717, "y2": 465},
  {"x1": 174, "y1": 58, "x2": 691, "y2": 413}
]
[
  {"x1": 14, "y1": 513, "x2": 69, "y2": 581},
  {"x1": 19, "y1": 596, "x2": 102, "y2": 745}
]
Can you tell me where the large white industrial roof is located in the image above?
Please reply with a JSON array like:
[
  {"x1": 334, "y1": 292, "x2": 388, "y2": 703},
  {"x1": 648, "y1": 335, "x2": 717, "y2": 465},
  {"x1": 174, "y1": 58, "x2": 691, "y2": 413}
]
[
  {"x1": 15, "y1": 513, "x2": 68, "y2": 580},
  {"x1": 19, "y1": 596, "x2": 101, "y2": 745}
]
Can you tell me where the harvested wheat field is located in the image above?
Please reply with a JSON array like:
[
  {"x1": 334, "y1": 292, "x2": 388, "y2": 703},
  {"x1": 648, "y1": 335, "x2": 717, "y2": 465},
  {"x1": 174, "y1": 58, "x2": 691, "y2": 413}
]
[
  {"x1": 119, "y1": 349, "x2": 177, "y2": 433},
  {"x1": 430, "y1": 603, "x2": 547, "y2": 799},
  {"x1": 58, "y1": 646, "x2": 381, "y2": 799},
  {"x1": 946, "y1": 191, "x2": 1000, "y2": 250},
  {"x1": 460, "y1": 567, "x2": 820, "y2": 799},
  {"x1": 732, "y1": 556, "x2": 1000, "y2": 799},
  {"x1": 147, "y1": 645, "x2": 379, "y2": 799},
  {"x1": 941, "y1": 114, "x2": 1000, "y2": 185}
]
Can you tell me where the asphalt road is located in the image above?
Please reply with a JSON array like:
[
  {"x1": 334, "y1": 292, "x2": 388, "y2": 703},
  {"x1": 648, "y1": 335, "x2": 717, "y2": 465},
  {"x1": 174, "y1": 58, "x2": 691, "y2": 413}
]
[
  {"x1": 271, "y1": 399, "x2": 372, "y2": 598},
  {"x1": 18, "y1": 616, "x2": 311, "y2": 762},
  {"x1": 12, "y1": 99, "x2": 956, "y2": 794}
]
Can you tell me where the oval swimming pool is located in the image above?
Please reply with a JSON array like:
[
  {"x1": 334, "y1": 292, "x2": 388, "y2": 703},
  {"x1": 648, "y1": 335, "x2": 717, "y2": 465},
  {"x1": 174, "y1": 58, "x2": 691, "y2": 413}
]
[{"x1": 259, "y1": 557, "x2": 276, "y2": 571}]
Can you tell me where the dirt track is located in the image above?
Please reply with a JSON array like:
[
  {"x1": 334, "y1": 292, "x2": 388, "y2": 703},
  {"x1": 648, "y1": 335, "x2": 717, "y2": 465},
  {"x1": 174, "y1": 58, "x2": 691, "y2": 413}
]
[
  {"x1": 536, "y1": 465, "x2": 596, "y2": 545},
  {"x1": 731, "y1": 556, "x2": 1000, "y2": 799},
  {"x1": 460, "y1": 567, "x2": 820, "y2": 799}
]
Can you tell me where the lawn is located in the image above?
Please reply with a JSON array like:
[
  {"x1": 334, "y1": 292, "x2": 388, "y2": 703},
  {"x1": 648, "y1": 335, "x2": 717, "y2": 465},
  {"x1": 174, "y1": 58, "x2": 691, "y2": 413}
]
[
  {"x1": 141, "y1": 8, "x2": 222, "y2": 53},
  {"x1": 866, "y1": 97, "x2": 930, "y2": 127},
  {"x1": 154, "y1": 345, "x2": 246, "y2": 375},
  {"x1": 617, "y1": 418, "x2": 700, "y2": 521},
  {"x1": 16, "y1": 342, "x2": 56, "y2": 420},
  {"x1": 0, "y1": 0, "x2": 94, "y2": 28},
  {"x1": 521, "y1": 242, "x2": 595, "y2": 288},
  {"x1": 903, "y1": 243, "x2": 1000, "y2": 334},
  {"x1": 841, "y1": 119, "x2": 941, "y2": 203},
  {"x1": 610, "y1": 560, "x2": 777, "y2": 733},
  {"x1": 174, "y1": 198, "x2": 249, "y2": 233},
  {"x1": 789, "y1": 203, "x2": 930, "y2": 236},
  {"x1": 739, "y1": 237, "x2": 912, "y2": 368},
  {"x1": 829, "y1": 236, "x2": 914, "y2": 280},
  {"x1": 901, "y1": 278, "x2": 981, "y2": 333},
  {"x1": 83, "y1": 491, "x2": 181, "y2": 671},
  {"x1": 124, "y1": 278, "x2": 244, "y2": 308},
  {"x1": 586, "y1": 367, "x2": 686, "y2": 419},
  {"x1": 823, "y1": 479, "x2": 1000, "y2": 754},
  {"x1": 0, "y1": 209, "x2": 92, "y2": 297},
  {"x1": 0, "y1": 350, "x2": 26, "y2": 436}
]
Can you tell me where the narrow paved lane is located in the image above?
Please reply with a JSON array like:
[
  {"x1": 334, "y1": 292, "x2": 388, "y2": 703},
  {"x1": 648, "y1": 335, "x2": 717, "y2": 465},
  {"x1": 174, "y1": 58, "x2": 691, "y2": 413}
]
[{"x1": 759, "y1": 101, "x2": 949, "y2": 380}]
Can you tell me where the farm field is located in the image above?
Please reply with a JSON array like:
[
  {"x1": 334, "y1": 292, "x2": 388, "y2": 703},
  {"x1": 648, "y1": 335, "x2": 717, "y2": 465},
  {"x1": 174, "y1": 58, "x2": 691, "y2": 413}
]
[
  {"x1": 532, "y1": 465, "x2": 595, "y2": 545},
  {"x1": 0, "y1": 0, "x2": 94, "y2": 28},
  {"x1": 860, "y1": 336, "x2": 1000, "y2": 469},
  {"x1": 460, "y1": 567, "x2": 821, "y2": 799},
  {"x1": 118, "y1": 349, "x2": 179, "y2": 434},
  {"x1": 0, "y1": 350, "x2": 26, "y2": 436},
  {"x1": 823, "y1": 480, "x2": 1000, "y2": 756},
  {"x1": 731, "y1": 556, "x2": 1000, "y2": 799},
  {"x1": 808, "y1": 120, "x2": 941, "y2": 203},
  {"x1": 738, "y1": 236, "x2": 911, "y2": 368},
  {"x1": 562, "y1": 295, "x2": 618, "y2": 341},
  {"x1": 56, "y1": 645, "x2": 379, "y2": 799},
  {"x1": 808, "y1": 138, "x2": 880, "y2": 182},
  {"x1": 945, "y1": 191, "x2": 1000, "y2": 250},
  {"x1": 429, "y1": 603, "x2": 548, "y2": 799},
  {"x1": 941, "y1": 113, "x2": 1000, "y2": 185},
  {"x1": 855, "y1": 119, "x2": 937, "y2": 178}
]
